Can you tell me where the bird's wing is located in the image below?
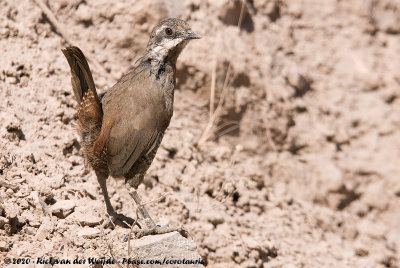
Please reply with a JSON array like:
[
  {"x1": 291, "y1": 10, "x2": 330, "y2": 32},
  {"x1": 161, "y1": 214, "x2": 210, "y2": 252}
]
[
  {"x1": 100, "y1": 65, "x2": 165, "y2": 177},
  {"x1": 106, "y1": 122, "x2": 160, "y2": 177}
]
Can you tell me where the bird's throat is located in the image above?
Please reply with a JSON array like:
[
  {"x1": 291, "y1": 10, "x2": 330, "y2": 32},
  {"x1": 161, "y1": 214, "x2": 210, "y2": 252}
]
[{"x1": 147, "y1": 39, "x2": 188, "y2": 73}]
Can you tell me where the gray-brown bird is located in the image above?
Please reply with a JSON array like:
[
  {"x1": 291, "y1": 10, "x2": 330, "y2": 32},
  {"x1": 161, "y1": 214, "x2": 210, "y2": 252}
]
[{"x1": 62, "y1": 18, "x2": 200, "y2": 237}]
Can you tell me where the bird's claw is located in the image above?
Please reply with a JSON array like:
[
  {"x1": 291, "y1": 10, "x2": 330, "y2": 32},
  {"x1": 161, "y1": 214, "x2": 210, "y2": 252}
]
[{"x1": 101, "y1": 212, "x2": 136, "y2": 230}]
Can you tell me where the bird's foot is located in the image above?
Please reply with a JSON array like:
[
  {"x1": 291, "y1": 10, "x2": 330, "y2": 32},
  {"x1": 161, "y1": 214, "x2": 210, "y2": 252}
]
[
  {"x1": 101, "y1": 211, "x2": 136, "y2": 230},
  {"x1": 111, "y1": 212, "x2": 136, "y2": 227},
  {"x1": 134, "y1": 218, "x2": 185, "y2": 239}
]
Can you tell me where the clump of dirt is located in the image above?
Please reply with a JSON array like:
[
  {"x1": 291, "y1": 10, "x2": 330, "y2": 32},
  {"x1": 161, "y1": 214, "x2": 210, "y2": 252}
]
[{"x1": 0, "y1": 0, "x2": 399, "y2": 267}]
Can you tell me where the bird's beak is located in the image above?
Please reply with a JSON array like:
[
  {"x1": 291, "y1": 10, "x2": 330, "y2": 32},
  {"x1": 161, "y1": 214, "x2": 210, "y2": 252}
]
[{"x1": 185, "y1": 30, "x2": 201, "y2": 40}]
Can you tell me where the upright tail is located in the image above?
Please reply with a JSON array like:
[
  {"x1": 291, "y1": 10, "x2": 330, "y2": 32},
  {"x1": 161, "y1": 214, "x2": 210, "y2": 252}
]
[
  {"x1": 61, "y1": 46, "x2": 100, "y2": 104},
  {"x1": 62, "y1": 46, "x2": 107, "y2": 173}
]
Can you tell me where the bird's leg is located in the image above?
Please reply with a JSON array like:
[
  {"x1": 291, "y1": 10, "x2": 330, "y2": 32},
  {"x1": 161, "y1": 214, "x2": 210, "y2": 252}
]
[
  {"x1": 126, "y1": 184, "x2": 184, "y2": 238},
  {"x1": 129, "y1": 190, "x2": 157, "y2": 230},
  {"x1": 96, "y1": 172, "x2": 135, "y2": 227}
]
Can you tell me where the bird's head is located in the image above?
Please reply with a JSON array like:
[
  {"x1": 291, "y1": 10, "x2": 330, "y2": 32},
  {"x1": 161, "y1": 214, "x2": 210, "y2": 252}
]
[{"x1": 145, "y1": 18, "x2": 201, "y2": 64}]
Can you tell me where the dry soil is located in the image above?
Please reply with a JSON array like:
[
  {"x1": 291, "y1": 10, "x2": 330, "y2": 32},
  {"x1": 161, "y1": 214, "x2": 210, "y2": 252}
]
[{"x1": 0, "y1": 0, "x2": 400, "y2": 267}]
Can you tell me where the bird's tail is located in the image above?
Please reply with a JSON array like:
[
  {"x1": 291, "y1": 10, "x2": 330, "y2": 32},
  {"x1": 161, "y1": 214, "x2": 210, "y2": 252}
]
[
  {"x1": 61, "y1": 47, "x2": 99, "y2": 104},
  {"x1": 62, "y1": 47, "x2": 106, "y2": 173},
  {"x1": 62, "y1": 45, "x2": 103, "y2": 126}
]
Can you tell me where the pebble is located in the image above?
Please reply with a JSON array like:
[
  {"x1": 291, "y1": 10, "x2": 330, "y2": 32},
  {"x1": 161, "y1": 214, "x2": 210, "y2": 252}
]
[
  {"x1": 0, "y1": 216, "x2": 8, "y2": 228},
  {"x1": 207, "y1": 213, "x2": 225, "y2": 227},
  {"x1": 386, "y1": 228, "x2": 400, "y2": 252},
  {"x1": 76, "y1": 4, "x2": 92, "y2": 22},
  {"x1": 35, "y1": 218, "x2": 54, "y2": 241},
  {"x1": 0, "y1": 241, "x2": 7, "y2": 251},
  {"x1": 49, "y1": 174, "x2": 65, "y2": 190},
  {"x1": 6, "y1": 188, "x2": 14, "y2": 195},
  {"x1": 77, "y1": 227, "x2": 100, "y2": 239},
  {"x1": 68, "y1": 211, "x2": 102, "y2": 227},
  {"x1": 17, "y1": 248, "x2": 28, "y2": 256},
  {"x1": 134, "y1": 231, "x2": 202, "y2": 266},
  {"x1": 51, "y1": 200, "x2": 76, "y2": 219}
]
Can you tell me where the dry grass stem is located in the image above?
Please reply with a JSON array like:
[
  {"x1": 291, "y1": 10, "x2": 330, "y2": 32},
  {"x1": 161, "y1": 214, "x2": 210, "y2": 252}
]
[
  {"x1": 197, "y1": 0, "x2": 246, "y2": 148},
  {"x1": 210, "y1": 58, "x2": 217, "y2": 117}
]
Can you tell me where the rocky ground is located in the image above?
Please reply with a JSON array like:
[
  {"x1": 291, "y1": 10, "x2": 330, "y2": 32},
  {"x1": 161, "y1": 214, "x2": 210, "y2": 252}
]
[{"x1": 0, "y1": 0, "x2": 400, "y2": 267}]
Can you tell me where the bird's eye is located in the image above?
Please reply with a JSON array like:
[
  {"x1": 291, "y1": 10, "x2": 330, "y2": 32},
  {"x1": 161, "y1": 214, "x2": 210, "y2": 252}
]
[{"x1": 165, "y1": 27, "x2": 173, "y2": 36}]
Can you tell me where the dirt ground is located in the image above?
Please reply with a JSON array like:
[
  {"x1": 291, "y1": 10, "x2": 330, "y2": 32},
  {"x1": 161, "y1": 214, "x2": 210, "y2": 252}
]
[{"x1": 0, "y1": 0, "x2": 400, "y2": 267}]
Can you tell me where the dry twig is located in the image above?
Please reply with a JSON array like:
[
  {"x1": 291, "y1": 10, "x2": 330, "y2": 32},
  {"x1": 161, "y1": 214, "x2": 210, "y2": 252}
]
[{"x1": 33, "y1": 0, "x2": 109, "y2": 79}]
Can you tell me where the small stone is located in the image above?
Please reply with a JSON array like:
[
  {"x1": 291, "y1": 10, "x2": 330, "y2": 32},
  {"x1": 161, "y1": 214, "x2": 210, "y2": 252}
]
[
  {"x1": 16, "y1": 215, "x2": 27, "y2": 227},
  {"x1": 355, "y1": 247, "x2": 369, "y2": 257},
  {"x1": 18, "y1": 198, "x2": 29, "y2": 209},
  {"x1": 6, "y1": 188, "x2": 14, "y2": 195},
  {"x1": 4, "y1": 115, "x2": 24, "y2": 140},
  {"x1": 17, "y1": 248, "x2": 28, "y2": 256},
  {"x1": 82, "y1": 182, "x2": 99, "y2": 199},
  {"x1": 77, "y1": 227, "x2": 100, "y2": 239},
  {"x1": 5, "y1": 115, "x2": 21, "y2": 132},
  {"x1": 76, "y1": 4, "x2": 92, "y2": 22},
  {"x1": 361, "y1": 181, "x2": 388, "y2": 211},
  {"x1": 207, "y1": 213, "x2": 225, "y2": 227},
  {"x1": 3, "y1": 203, "x2": 20, "y2": 219},
  {"x1": 0, "y1": 241, "x2": 7, "y2": 251},
  {"x1": 243, "y1": 236, "x2": 259, "y2": 250},
  {"x1": 4, "y1": 223, "x2": 14, "y2": 235},
  {"x1": 30, "y1": 143, "x2": 44, "y2": 162},
  {"x1": 223, "y1": 182, "x2": 235, "y2": 195},
  {"x1": 23, "y1": 226, "x2": 37, "y2": 235},
  {"x1": 51, "y1": 200, "x2": 76, "y2": 219},
  {"x1": 285, "y1": 66, "x2": 313, "y2": 97},
  {"x1": 68, "y1": 211, "x2": 102, "y2": 227},
  {"x1": 352, "y1": 201, "x2": 370, "y2": 217},
  {"x1": 357, "y1": 219, "x2": 387, "y2": 239},
  {"x1": 202, "y1": 235, "x2": 217, "y2": 251},
  {"x1": 72, "y1": 237, "x2": 85, "y2": 247},
  {"x1": 50, "y1": 174, "x2": 65, "y2": 189},
  {"x1": 6, "y1": 76, "x2": 17, "y2": 85},
  {"x1": 235, "y1": 144, "x2": 243, "y2": 152},
  {"x1": 27, "y1": 191, "x2": 43, "y2": 211},
  {"x1": 0, "y1": 216, "x2": 7, "y2": 228},
  {"x1": 39, "y1": 186, "x2": 54, "y2": 202},
  {"x1": 28, "y1": 217, "x2": 41, "y2": 228},
  {"x1": 134, "y1": 232, "x2": 204, "y2": 267},
  {"x1": 56, "y1": 219, "x2": 67, "y2": 233},
  {"x1": 80, "y1": 214, "x2": 102, "y2": 227},
  {"x1": 68, "y1": 155, "x2": 82, "y2": 166},
  {"x1": 55, "y1": 108, "x2": 64, "y2": 117},
  {"x1": 241, "y1": 260, "x2": 258, "y2": 268},
  {"x1": 386, "y1": 228, "x2": 400, "y2": 252},
  {"x1": 35, "y1": 218, "x2": 54, "y2": 241}
]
